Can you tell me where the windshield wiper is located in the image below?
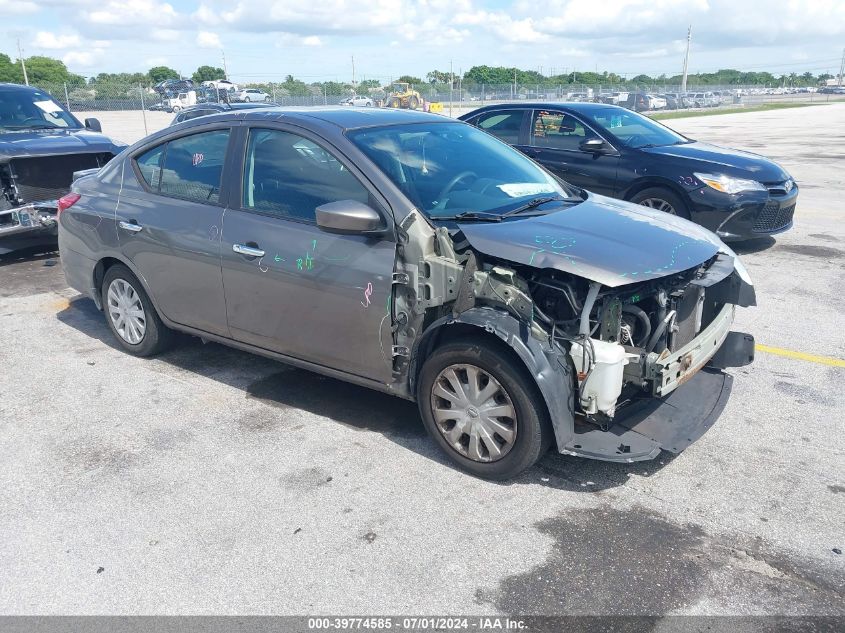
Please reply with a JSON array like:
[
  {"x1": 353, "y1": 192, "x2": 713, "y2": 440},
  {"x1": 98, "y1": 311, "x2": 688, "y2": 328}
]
[
  {"x1": 499, "y1": 195, "x2": 568, "y2": 218},
  {"x1": 434, "y1": 210, "x2": 505, "y2": 222},
  {"x1": 3, "y1": 124, "x2": 61, "y2": 130},
  {"x1": 435, "y1": 195, "x2": 572, "y2": 223}
]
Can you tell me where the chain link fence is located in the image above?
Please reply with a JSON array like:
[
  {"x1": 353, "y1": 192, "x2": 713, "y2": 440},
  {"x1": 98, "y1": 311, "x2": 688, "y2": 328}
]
[{"x1": 24, "y1": 80, "x2": 845, "y2": 145}]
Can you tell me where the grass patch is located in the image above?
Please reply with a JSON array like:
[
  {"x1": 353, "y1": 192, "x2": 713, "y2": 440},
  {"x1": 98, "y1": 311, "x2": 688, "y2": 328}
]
[{"x1": 650, "y1": 102, "x2": 822, "y2": 121}]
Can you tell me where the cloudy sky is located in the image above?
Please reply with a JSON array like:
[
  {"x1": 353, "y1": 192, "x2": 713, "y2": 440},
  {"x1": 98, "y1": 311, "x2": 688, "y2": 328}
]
[{"x1": 2, "y1": 0, "x2": 844, "y2": 82}]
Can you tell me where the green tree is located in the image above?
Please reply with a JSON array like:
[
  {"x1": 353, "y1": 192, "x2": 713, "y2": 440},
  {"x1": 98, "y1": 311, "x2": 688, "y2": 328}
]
[
  {"x1": 0, "y1": 53, "x2": 24, "y2": 83},
  {"x1": 396, "y1": 75, "x2": 422, "y2": 86},
  {"x1": 192, "y1": 65, "x2": 226, "y2": 83},
  {"x1": 426, "y1": 70, "x2": 452, "y2": 85},
  {"x1": 148, "y1": 66, "x2": 180, "y2": 84},
  {"x1": 19, "y1": 56, "x2": 84, "y2": 86},
  {"x1": 358, "y1": 78, "x2": 381, "y2": 91},
  {"x1": 316, "y1": 81, "x2": 352, "y2": 95},
  {"x1": 281, "y1": 75, "x2": 312, "y2": 96}
]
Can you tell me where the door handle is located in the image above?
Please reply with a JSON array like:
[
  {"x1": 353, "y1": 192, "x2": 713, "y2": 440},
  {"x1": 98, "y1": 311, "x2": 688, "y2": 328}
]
[
  {"x1": 232, "y1": 243, "x2": 265, "y2": 258},
  {"x1": 118, "y1": 220, "x2": 143, "y2": 233}
]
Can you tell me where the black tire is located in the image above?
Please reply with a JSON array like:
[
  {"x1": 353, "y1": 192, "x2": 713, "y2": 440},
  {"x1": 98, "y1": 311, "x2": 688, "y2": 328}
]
[
  {"x1": 387, "y1": 97, "x2": 400, "y2": 108},
  {"x1": 417, "y1": 337, "x2": 552, "y2": 480},
  {"x1": 264, "y1": 96, "x2": 271, "y2": 103},
  {"x1": 408, "y1": 95, "x2": 419, "y2": 110},
  {"x1": 630, "y1": 186, "x2": 690, "y2": 219},
  {"x1": 102, "y1": 264, "x2": 173, "y2": 357}
]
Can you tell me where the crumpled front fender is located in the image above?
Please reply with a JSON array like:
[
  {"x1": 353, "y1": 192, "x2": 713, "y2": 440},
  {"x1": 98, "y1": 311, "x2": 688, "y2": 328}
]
[{"x1": 410, "y1": 306, "x2": 576, "y2": 452}]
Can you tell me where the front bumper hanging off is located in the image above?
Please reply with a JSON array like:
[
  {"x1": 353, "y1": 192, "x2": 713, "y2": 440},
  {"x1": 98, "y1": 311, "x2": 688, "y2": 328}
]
[{"x1": 0, "y1": 204, "x2": 58, "y2": 255}]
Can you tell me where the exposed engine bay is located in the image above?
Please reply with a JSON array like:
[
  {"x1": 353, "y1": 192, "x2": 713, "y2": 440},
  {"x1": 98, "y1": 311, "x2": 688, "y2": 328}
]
[
  {"x1": 389, "y1": 210, "x2": 755, "y2": 459},
  {"x1": 0, "y1": 154, "x2": 113, "y2": 253}
]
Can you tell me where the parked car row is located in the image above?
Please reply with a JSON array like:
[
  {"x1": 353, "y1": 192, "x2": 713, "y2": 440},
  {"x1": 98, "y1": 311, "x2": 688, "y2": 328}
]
[{"x1": 596, "y1": 91, "x2": 728, "y2": 111}]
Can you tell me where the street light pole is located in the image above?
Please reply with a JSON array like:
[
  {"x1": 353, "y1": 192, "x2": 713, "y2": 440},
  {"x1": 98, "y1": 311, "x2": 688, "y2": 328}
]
[
  {"x1": 17, "y1": 39, "x2": 29, "y2": 86},
  {"x1": 681, "y1": 25, "x2": 692, "y2": 93},
  {"x1": 449, "y1": 60, "x2": 453, "y2": 117}
]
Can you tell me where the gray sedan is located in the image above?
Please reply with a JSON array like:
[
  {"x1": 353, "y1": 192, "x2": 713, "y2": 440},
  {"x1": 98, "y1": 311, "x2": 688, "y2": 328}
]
[{"x1": 59, "y1": 107, "x2": 754, "y2": 479}]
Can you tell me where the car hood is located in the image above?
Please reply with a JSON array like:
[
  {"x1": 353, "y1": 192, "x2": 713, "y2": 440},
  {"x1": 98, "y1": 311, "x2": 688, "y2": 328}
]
[
  {"x1": 458, "y1": 193, "x2": 724, "y2": 287},
  {"x1": 642, "y1": 141, "x2": 790, "y2": 182},
  {"x1": 0, "y1": 129, "x2": 122, "y2": 161}
]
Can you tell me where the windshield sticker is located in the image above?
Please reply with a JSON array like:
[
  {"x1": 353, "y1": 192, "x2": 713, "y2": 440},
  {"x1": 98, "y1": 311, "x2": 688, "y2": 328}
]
[
  {"x1": 192, "y1": 152, "x2": 204, "y2": 166},
  {"x1": 33, "y1": 100, "x2": 63, "y2": 114},
  {"x1": 610, "y1": 116, "x2": 623, "y2": 128},
  {"x1": 497, "y1": 183, "x2": 556, "y2": 198}
]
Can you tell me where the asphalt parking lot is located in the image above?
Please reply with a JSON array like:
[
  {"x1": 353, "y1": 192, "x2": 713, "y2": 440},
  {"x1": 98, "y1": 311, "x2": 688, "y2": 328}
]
[{"x1": 0, "y1": 104, "x2": 843, "y2": 617}]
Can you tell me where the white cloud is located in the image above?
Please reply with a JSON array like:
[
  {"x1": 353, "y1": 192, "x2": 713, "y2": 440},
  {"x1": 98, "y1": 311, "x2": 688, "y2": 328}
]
[
  {"x1": 144, "y1": 56, "x2": 169, "y2": 67},
  {"x1": 302, "y1": 35, "x2": 322, "y2": 46},
  {"x1": 87, "y1": 0, "x2": 179, "y2": 26},
  {"x1": 33, "y1": 31, "x2": 81, "y2": 49},
  {"x1": 150, "y1": 29, "x2": 181, "y2": 42},
  {"x1": 62, "y1": 48, "x2": 106, "y2": 68},
  {"x1": 196, "y1": 31, "x2": 222, "y2": 48},
  {"x1": 0, "y1": 0, "x2": 38, "y2": 15}
]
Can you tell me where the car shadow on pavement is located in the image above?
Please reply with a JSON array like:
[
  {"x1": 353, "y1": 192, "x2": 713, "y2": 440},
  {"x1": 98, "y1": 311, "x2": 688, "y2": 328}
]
[
  {"x1": 57, "y1": 295, "x2": 677, "y2": 492},
  {"x1": 0, "y1": 245, "x2": 58, "y2": 267}
]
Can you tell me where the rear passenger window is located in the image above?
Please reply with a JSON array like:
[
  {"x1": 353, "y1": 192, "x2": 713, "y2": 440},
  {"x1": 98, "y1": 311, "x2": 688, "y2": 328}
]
[
  {"x1": 159, "y1": 129, "x2": 230, "y2": 203},
  {"x1": 136, "y1": 145, "x2": 164, "y2": 189},
  {"x1": 473, "y1": 110, "x2": 524, "y2": 144},
  {"x1": 242, "y1": 128, "x2": 371, "y2": 222}
]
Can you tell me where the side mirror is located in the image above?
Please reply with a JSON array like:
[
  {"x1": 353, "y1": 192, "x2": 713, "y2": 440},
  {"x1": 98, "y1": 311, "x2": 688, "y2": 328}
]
[
  {"x1": 580, "y1": 138, "x2": 607, "y2": 153},
  {"x1": 84, "y1": 118, "x2": 102, "y2": 132},
  {"x1": 315, "y1": 200, "x2": 384, "y2": 235}
]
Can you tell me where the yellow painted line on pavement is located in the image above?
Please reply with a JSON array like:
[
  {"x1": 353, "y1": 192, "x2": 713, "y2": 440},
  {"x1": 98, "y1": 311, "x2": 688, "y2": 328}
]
[{"x1": 756, "y1": 344, "x2": 845, "y2": 368}]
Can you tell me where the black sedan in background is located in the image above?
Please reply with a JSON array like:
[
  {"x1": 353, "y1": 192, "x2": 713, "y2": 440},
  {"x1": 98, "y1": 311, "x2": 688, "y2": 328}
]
[
  {"x1": 170, "y1": 102, "x2": 277, "y2": 126},
  {"x1": 459, "y1": 103, "x2": 797, "y2": 240}
]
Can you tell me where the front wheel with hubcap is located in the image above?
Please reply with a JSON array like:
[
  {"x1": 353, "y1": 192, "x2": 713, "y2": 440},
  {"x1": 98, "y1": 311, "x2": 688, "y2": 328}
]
[
  {"x1": 630, "y1": 187, "x2": 690, "y2": 219},
  {"x1": 102, "y1": 264, "x2": 173, "y2": 357},
  {"x1": 417, "y1": 338, "x2": 551, "y2": 479}
]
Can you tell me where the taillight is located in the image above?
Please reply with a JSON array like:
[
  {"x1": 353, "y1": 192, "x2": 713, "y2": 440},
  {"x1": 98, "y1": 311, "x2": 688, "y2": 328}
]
[{"x1": 57, "y1": 192, "x2": 81, "y2": 220}]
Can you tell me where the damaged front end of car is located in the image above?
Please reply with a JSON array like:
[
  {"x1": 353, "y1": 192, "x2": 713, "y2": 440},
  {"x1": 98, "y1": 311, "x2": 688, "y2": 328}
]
[
  {"x1": 0, "y1": 155, "x2": 113, "y2": 254},
  {"x1": 391, "y1": 199, "x2": 755, "y2": 463}
]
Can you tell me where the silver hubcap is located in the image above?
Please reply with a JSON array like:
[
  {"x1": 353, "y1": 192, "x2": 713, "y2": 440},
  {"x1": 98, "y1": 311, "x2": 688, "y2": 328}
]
[
  {"x1": 107, "y1": 278, "x2": 146, "y2": 344},
  {"x1": 639, "y1": 198, "x2": 676, "y2": 214},
  {"x1": 430, "y1": 364, "x2": 517, "y2": 463}
]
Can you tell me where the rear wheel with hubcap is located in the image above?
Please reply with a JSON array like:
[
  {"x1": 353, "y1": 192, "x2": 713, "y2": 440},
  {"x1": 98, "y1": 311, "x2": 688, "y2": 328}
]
[
  {"x1": 102, "y1": 264, "x2": 173, "y2": 357},
  {"x1": 418, "y1": 337, "x2": 551, "y2": 479}
]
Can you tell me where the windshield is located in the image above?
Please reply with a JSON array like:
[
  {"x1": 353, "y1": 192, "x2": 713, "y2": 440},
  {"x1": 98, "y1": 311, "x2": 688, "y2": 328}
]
[
  {"x1": 584, "y1": 108, "x2": 689, "y2": 148},
  {"x1": 0, "y1": 88, "x2": 81, "y2": 131},
  {"x1": 347, "y1": 121, "x2": 576, "y2": 219}
]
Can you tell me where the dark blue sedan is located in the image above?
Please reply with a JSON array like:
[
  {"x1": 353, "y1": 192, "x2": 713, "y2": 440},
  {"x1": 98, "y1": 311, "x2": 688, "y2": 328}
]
[{"x1": 459, "y1": 103, "x2": 797, "y2": 240}]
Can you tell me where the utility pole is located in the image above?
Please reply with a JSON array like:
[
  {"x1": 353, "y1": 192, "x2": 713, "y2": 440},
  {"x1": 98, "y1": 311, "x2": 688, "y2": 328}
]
[
  {"x1": 681, "y1": 25, "x2": 692, "y2": 93},
  {"x1": 17, "y1": 39, "x2": 29, "y2": 86},
  {"x1": 221, "y1": 50, "x2": 228, "y2": 80},
  {"x1": 449, "y1": 59, "x2": 453, "y2": 117},
  {"x1": 838, "y1": 48, "x2": 845, "y2": 87},
  {"x1": 351, "y1": 55, "x2": 356, "y2": 87}
]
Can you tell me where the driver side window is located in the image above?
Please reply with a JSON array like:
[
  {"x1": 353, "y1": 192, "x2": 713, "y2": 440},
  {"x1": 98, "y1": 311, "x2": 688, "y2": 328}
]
[
  {"x1": 531, "y1": 111, "x2": 596, "y2": 151},
  {"x1": 242, "y1": 128, "x2": 372, "y2": 223}
]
